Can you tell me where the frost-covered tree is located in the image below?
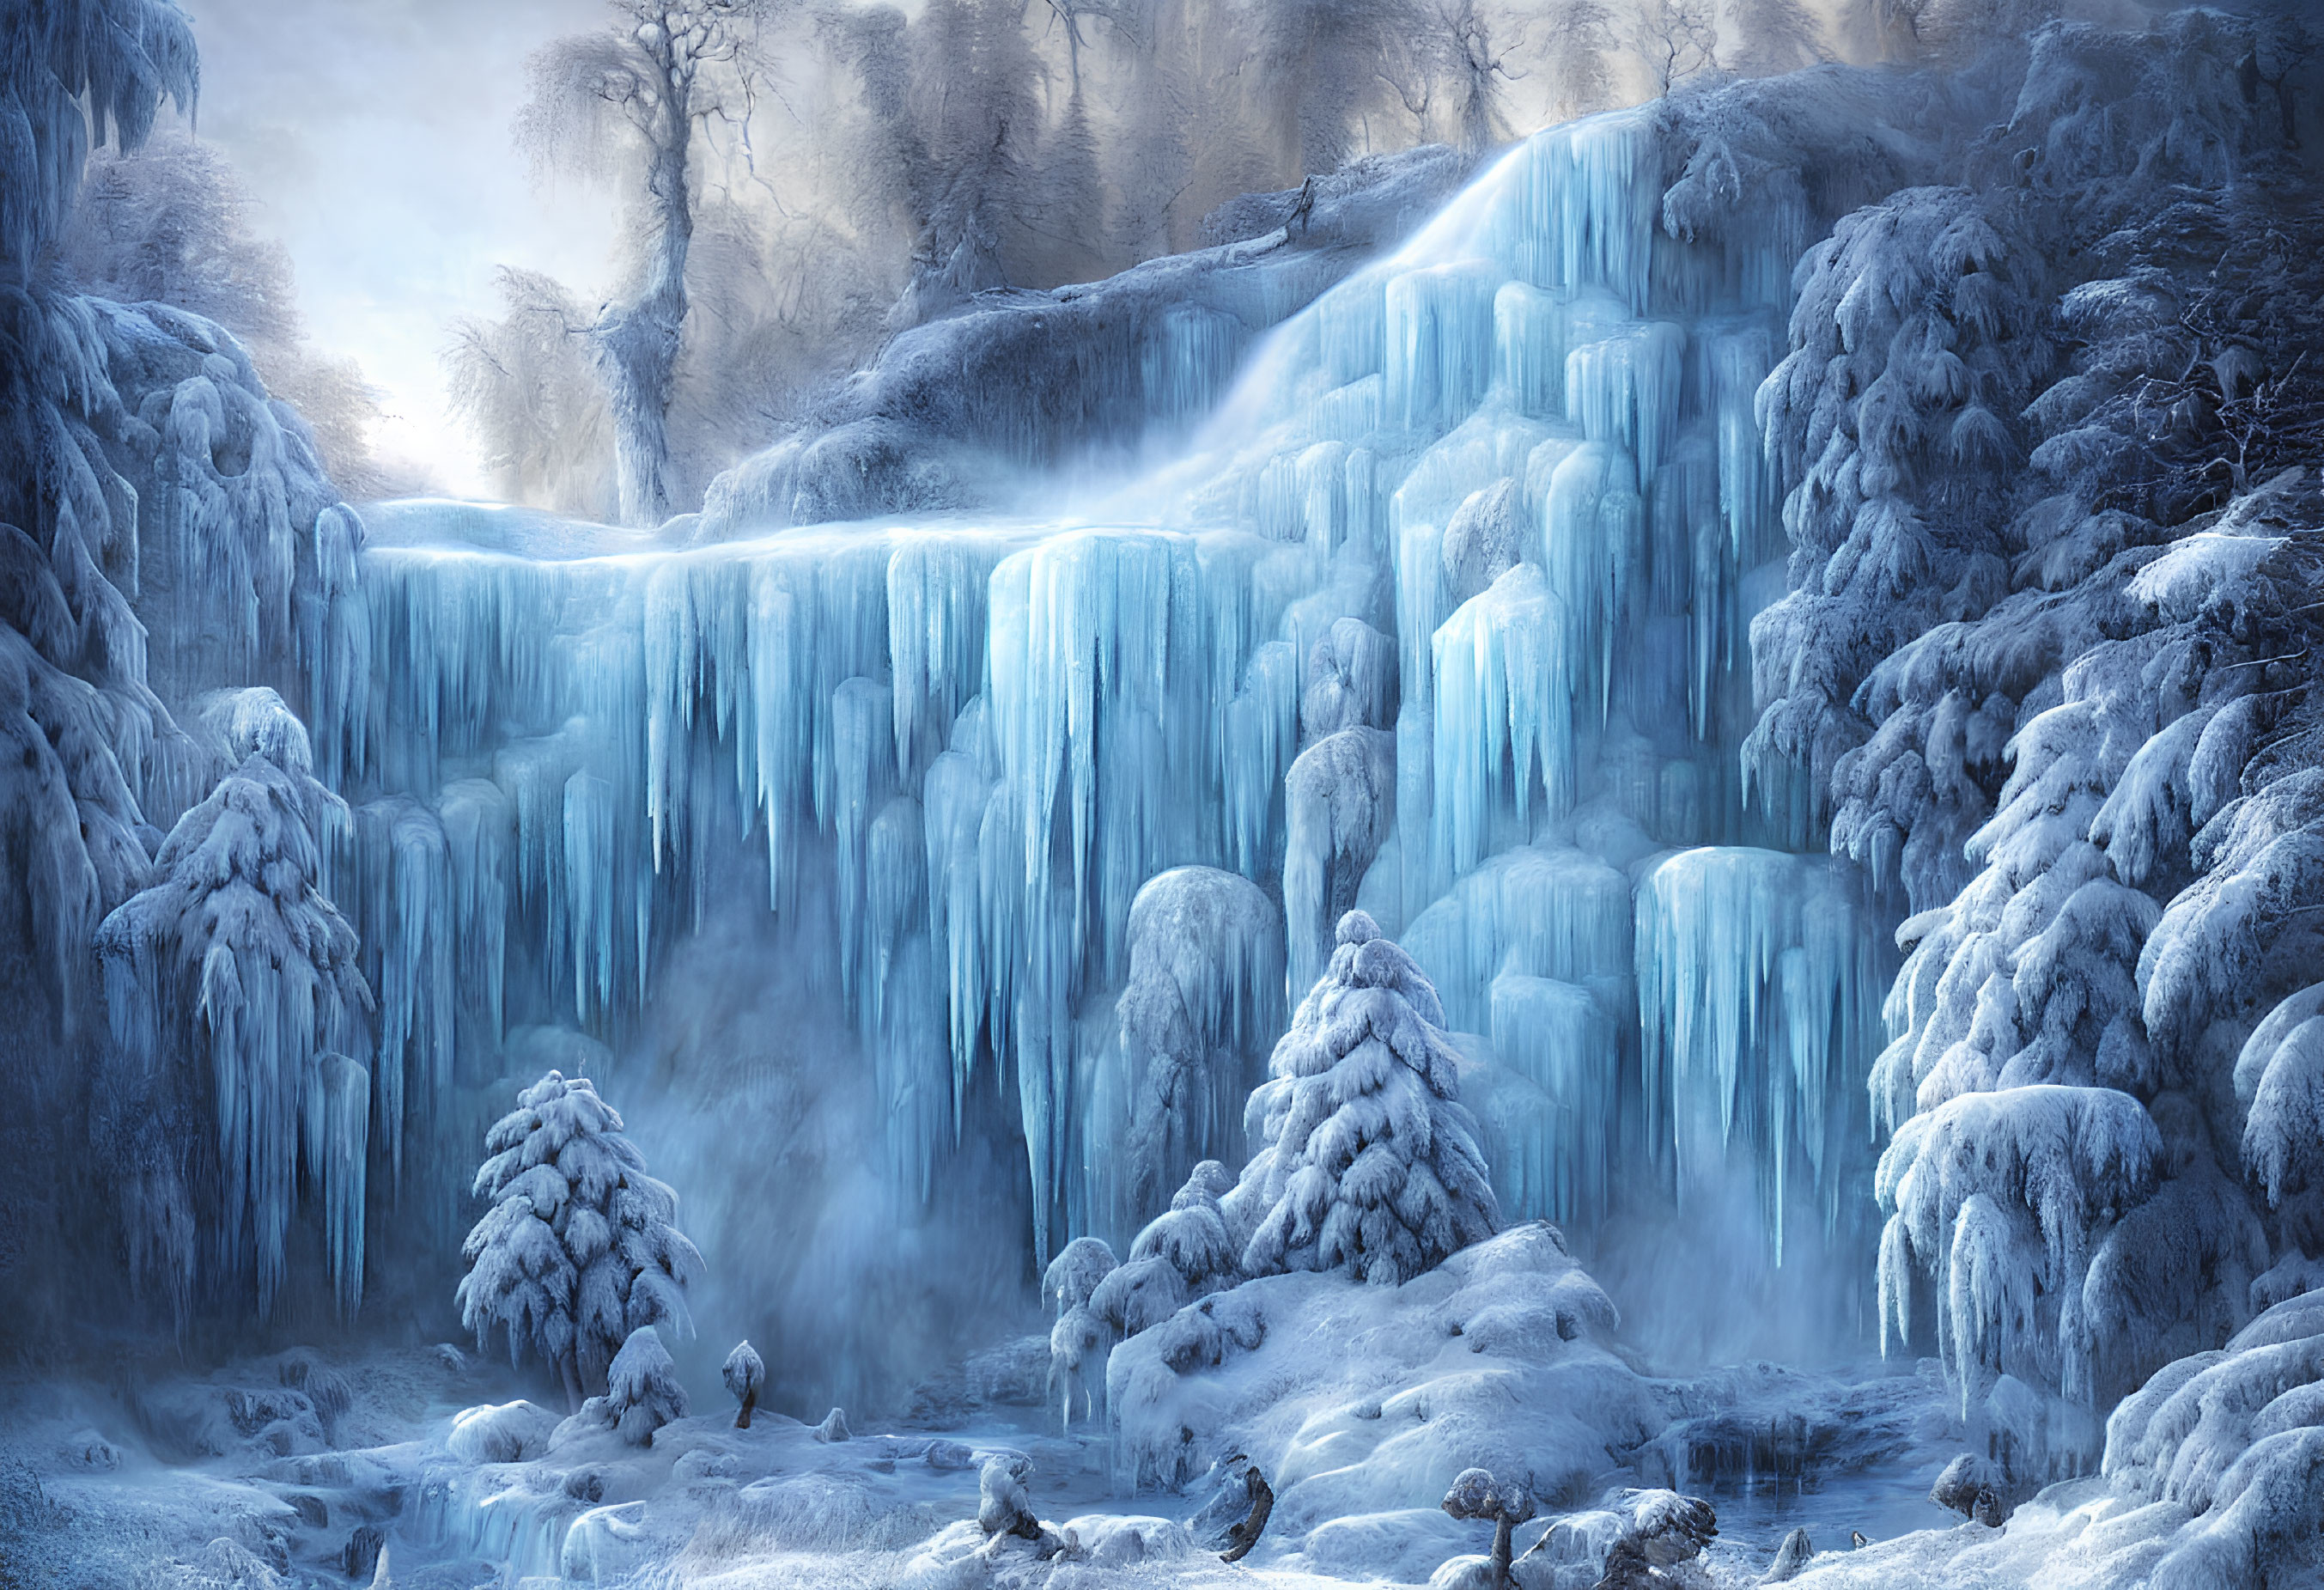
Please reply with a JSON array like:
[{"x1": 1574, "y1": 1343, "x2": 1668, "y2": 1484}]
[
  {"x1": 1630, "y1": 0, "x2": 1719, "y2": 96},
  {"x1": 1744, "y1": 13, "x2": 2324, "y2": 1481},
  {"x1": 443, "y1": 267, "x2": 618, "y2": 521},
  {"x1": 0, "y1": 0, "x2": 372, "y2": 1341},
  {"x1": 60, "y1": 132, "x2": 396, "y2": 498},
  {"x1": 518, "y1": 0, "x2": 778, "y2": 525},
  {"x1": 1219, "y1": 910, "x2": 1499, "y2": 1284},
  {"x1": 1749, "y1": 183, "x2": 2047, "y2": 866},
  {"x1": 1723, "y1": 0, "x2": 1823, "y2": 78},
  {"x1": 1425, "y1": 0, "x2": 1520, "y2": 155},
  {"x1": 459, "y1": 1069, "x2": 703, "y2": 1410},
  {"x1": 94, "y1": 690, "x2": 374, "y2": 1322},
  {"x1": 1539, "y1": 0, "x2": 1618, "y2": 119}
]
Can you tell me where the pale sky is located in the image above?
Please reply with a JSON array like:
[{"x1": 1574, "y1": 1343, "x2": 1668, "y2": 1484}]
[{"x1": 179, "y1": 0, "x2": 620, "y2": 496}]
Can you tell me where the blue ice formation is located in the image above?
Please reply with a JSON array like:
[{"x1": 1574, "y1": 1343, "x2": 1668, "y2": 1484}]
[{"x1": 323, "y1": 106, "x2": 1885, "y2": 1276}]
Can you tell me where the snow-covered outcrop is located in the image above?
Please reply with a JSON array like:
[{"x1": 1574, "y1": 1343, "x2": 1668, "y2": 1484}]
[
  {"x1": 691, "y1": 146, "x2": 1478, "y2": 538},
  {"x1": 1106, "y1": 1221, "x2": 1653, "y2": 1531}
]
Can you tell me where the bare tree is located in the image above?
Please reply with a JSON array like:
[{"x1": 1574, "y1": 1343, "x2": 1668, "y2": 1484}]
[
  {"x1": 1540, "y1": 0, "x2": 1617, "y2": 119},
  {"x1": 1725, "y1": 0, "x2": 1824, "y2": 77},
  {"x1": 1249, "y1": 0, "x2": 1422, "y2": 175},
  {"x1": 520, "y1": 0, "x2": 780, "y2": 527},
  {"x1": 445, "y1": 267, "x2": 618, "y2": 518},
  {"x1": 1427, "y1": 0, "x2": 1524, "y2": 155},
  {"x1": 1629, "y1": 0, "x2": 1719, "y2": 95}
]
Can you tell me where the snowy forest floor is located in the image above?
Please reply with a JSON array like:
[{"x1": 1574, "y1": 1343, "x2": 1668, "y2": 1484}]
[{"x1": 0, "y1": 1342, "x2": 1977, "y2": 1590}]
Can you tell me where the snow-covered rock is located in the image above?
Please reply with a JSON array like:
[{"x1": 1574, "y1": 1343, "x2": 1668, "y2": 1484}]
[{"x1": 1109, "y1": 1220, "x2": 1655, "y2": 1540}]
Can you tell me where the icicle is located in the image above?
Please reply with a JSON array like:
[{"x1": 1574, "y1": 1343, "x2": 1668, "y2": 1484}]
[
  {"x1": 1635, "y1": 849, "x2": 1883, "y2": 1250},
  {"x1": 1490, "y1": 973, "x2": 1617, "y2": 1224},
  {"x1": 1385, "y1": 261, "x2": 1501, "y2": 436},
  {"x1": 316, "y1": 1053, "x2": 369, "y2": 1316},
  {"x1": 1431, "y1": 565, "x2": 1575, "y2": 874},
  {"x1": 563, "y1": 771, "x2": 617, "y2": 1022}
]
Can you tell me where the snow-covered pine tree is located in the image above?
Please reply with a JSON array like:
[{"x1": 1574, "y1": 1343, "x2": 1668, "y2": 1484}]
[
  {"x1": 458, "y1": 1069, "x2": 703, "y2": 1410},
  {"x1": 1220, "y1": 910, "x2": 1498, "y2": 1285},
  {"x1": 1749, "y1": 13, "x2": 2324, "y2": 1485},
  {"x1": 94, "y1": 689, "x2": 373, "y2": 1323}
]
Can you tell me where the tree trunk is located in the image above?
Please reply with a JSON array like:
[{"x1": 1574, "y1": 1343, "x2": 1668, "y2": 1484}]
[
  {"x1": 735, "y1": 1387, "x2": 756, "y2": 1429},
  {"x1": 593, "y1": 68, "x2": 693, "y2": 528},
  {"x1": 561, "y1": 1355, "x2": 585, "y2": 1415}
]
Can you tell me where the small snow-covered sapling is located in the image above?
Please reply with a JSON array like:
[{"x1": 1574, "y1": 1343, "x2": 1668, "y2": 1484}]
[
  {"x1": 723, "y1": 1340, "x2": 764, "y2": 1429},
  {"x1": 604, "y1": 1325, "x2": 688, "y2": 1446},
  {"x1": 1441, "y1": 1468, "x2": 1535, "y2": 1587}
]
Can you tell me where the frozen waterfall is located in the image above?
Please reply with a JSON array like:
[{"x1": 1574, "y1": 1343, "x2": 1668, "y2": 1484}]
[{"x1": 320, "y1": 106, "x2": 1886, "y2": 1301}]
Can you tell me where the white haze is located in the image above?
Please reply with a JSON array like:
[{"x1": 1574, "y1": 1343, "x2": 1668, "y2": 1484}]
[{"x1": 179, "y1": 0, "x2": 617, "y2": 495}]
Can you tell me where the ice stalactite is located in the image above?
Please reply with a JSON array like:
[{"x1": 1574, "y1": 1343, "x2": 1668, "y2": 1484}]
[
  {"x1": 356, "y1": 797, "x2": 453, "y2": 1185},
  {"x1": 1284, "y1": 727, "x2": 1396, "y2": 995},
  {"x1": 1084, "y1": 868, "x2": 1284, "y2": 1248},
  {"x1": 308, "y1": 1052, "x2": 370, "y2": 1317},
  {"x1": 94, "y1": 690, "x2": 373, "y2": 1319},
  {"x1": 1490, "y1": 973, "x2": 1615, "y2": 1225},
  {"x1": 1432, "y1": 565, "x2": 1573, "y2": 874},
  {"x1": 1636, "y1": 848, "x2": 1883, "y2": 1259}
]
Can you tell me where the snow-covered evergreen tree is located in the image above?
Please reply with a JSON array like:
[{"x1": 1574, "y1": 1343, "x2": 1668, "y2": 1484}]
[
  {"x1": 599, "y1": 1325, "x2": 689, "y2": 1446},
  {"x1": 458, "y1": 1069, "x2": 703, "y2": 1410},
  {"x1": 1220, "y1": 910, "x2": 1499, "y2": 1285},
  {"x1": 94, "y1": 690, "x2": 373, "y2": 1322},
  {"x1": 1744, "y1": 11, "x2": 2324, "y2": 1482}
]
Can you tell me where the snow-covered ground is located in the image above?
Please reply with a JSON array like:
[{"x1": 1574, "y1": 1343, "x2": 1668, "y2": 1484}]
[{"x1": 0, "y1": 1329, "x2": 1979, "y2": 1590}]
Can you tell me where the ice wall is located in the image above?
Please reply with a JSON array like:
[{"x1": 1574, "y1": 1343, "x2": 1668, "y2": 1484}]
[{"x1": 327, "y1": 106, "x2": 1884, "y2": 1307}]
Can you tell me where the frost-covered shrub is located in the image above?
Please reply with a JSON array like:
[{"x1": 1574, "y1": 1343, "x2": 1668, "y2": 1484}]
[
  {"x1": 1043, "y1": 1235, "x2": 1118, "y2": 1429},
  {"x1": 1220, "y1": 909, "x2": 1499, "y2": 1286},
  {"x1": 94, "y1": 690, "x2": 373, "y2": 1322},
  {"x1": 722, "y1": 1340, "x2": 764, "y2": 1429},
  {"x1": 1129, "y1": 1160, "x2": 1241, "y2": 1295},
  {"x1": 457, "y1": 1069, "x2": 703, "y2": 1408},
  {"x1": 601, "y1": 1325, "x2": 689, "y2": 1446},
  {"x1": 446, "y1": 1398, "x2": 559, "y2": 1464}
]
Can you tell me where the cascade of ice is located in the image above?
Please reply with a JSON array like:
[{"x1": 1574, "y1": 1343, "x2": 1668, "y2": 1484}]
[
  {"x1": 1635, "y1": 849, "x2": 1885, "y2": 1258},
  {"x1": 320, "y1": 102, "x2": 1870, "y2": 1288}
]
